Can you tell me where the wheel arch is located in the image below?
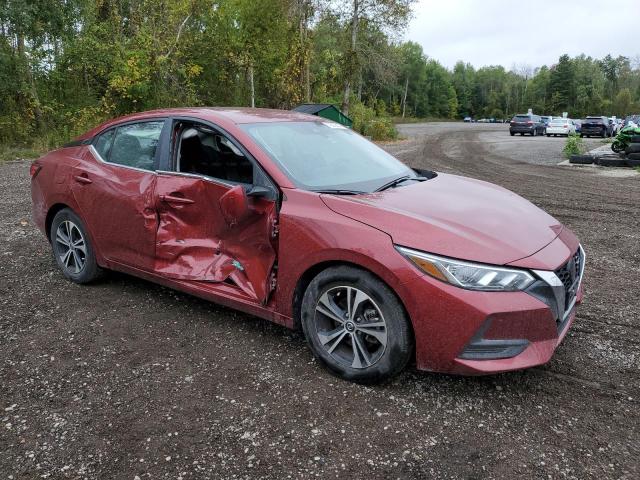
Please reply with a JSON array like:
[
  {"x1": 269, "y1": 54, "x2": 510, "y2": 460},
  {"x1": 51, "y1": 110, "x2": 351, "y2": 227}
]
[
  {"x1": 45, "y1": 203, "x2": 72, "y2": 241},
  {"x1": 291, "y1": 260, "x2": 414, "y2": 344},
  {"x1": 45, "y1": 203, "x2": 107, "y2": 268}
]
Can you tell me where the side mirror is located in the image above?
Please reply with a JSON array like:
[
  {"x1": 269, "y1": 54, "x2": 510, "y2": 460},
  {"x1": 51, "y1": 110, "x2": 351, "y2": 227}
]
[
  {"x1": 219, "y1": 185, "x2": 249, "y2": 226},
  {"x1": 247, "y1": 185, "x2": 273, "y2": 198}
]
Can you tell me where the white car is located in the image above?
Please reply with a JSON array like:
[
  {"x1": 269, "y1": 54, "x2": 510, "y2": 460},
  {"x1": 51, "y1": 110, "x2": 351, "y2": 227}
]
[{"x1": 546, "y1": 118, "x2": 576, "y2": 137}]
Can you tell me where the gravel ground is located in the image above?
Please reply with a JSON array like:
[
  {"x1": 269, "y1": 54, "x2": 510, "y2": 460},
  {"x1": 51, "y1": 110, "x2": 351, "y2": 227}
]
[{"x1": 1, "y1": 122, "x2": 639, "y2": 479}]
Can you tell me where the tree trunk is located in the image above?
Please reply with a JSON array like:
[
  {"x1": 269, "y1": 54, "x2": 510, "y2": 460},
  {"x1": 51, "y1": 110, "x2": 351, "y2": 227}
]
[
  {"x1": 341, "y1": 0, "x2": 359, "y2": 115},
  {"x1": 402, "y1": 76, "x2": 409, "y2": 118},
  {"x1": 17, "y1": 34, "x2": 43, "y2": 130},
  {"x1": 249, "y1": 64, "x2": 255, "y2": 108},
  {"x1": 305, "y1": 60, "x2": 311, "y2": 102}
]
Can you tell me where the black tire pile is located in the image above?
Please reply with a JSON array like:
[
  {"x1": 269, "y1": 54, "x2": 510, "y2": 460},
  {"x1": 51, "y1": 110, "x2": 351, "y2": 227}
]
[{"x1": 570, "y1": 135, "x2": 640, "y2": 167}]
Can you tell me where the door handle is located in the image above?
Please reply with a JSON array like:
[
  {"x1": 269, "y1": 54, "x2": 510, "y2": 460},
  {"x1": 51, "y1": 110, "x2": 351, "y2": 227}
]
[
  {"x1": 160, "y1": 194, "x2": 194, "y2": 205},
  {"x1": 74, "y1": 174, "x2": 92, "y2": 185}
]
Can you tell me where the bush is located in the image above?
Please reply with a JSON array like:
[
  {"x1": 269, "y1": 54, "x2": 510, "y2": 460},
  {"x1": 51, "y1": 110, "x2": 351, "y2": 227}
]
[
  {"x1": 563, "y1": 133, "x2": 585, "y2": 159},
  {"x1": 350, "y1": 102, "x2": 397, "y2": 141}
]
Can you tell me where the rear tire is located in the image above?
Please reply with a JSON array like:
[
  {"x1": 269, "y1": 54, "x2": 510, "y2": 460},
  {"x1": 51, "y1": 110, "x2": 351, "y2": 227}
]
[
  {"x1": 627, "y1": 152, "x2": 640, "y2": 161},
  {"x1": 50, "y1": 208, "x2": 102, "y2": 284},
  {"x1": 596, "y1": 157, "x2": 628, "y2": 167},
  {"x1": 301, "y1": 266, "x2": 412, "y2": 384},
  {"x1": 624, "y1": 143, "x2": 640, "y2": 154},
  {"x1": 569, "y1": 154, "x2": 594, "y2": 164}
]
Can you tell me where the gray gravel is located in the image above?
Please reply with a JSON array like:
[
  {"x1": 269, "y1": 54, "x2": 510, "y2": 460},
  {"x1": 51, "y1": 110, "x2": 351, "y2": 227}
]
[{"x1": 1, "y1": 123, "x2": 639, "y2": 479}]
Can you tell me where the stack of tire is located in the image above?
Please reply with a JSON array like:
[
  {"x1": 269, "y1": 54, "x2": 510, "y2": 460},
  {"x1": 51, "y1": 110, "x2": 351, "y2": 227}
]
[
  {"x1": 570, "y1": 135, "x2": 640, "y2": 167},
  {"x1": 625, "y1": 135, "x2": 640, "y2": 168}
]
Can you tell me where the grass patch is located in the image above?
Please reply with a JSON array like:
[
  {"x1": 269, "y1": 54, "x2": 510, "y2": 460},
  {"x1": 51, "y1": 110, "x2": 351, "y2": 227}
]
[
  {"x1": 392, "y1": 116, "x2": 459, "y2": 124},
  {"x1": 0, "y1": 145, "x2": 46, "y2": 162},
  {"x1": 563, "y1": 134, "x2": 586, "y2": 159}
]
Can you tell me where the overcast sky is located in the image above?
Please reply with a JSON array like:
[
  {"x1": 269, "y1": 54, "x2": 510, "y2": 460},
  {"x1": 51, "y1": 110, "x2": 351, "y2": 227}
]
[{"x1": 405, "y1": 0, "x2": 640, "y2": 70}]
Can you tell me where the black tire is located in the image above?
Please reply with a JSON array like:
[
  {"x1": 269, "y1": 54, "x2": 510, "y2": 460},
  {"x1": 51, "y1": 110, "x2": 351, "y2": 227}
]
[
  {"x1": 510, "y1": 132, "x2": 515, "y2": 136},
  {"x1": 300, "y1": 266, "x2": 412, "y2": 384},
  {"x1": 600, "y1": 130, "x2": 606, "y2": 138},
  {"x1": 50, "y1": 208, "x2": 102, "y2": 284},
  {"x1": 596, "y1": 157, "x2": 628, "y2": 167},
  {"x1": 630, "y1": 135, "x2": 640, "y2": 143},
  {"x1": 624, "y1": 143, "x2": 640, "y2": 154},
  {"x1": 627, "y1": 152, "x2": 640, "y2": 160},
  {"x1": 546, "y1": 134, "x2": 550, "y2": 137},
  {"x1": 520, "y1": 133, "x2": 524, "y2": 136},
  {"x1": 569, "y1": 154, "x2": 594, "y2": 164}
]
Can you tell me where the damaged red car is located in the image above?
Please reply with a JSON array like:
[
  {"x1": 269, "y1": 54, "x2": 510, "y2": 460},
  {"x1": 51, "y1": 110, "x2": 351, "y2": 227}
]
[{"x1": 31, "y1": 108, "x2": 585, "y2": 383}]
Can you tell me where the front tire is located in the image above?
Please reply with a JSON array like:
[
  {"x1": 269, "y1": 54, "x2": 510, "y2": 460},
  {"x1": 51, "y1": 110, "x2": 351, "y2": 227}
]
[
  {"x1": 50, "y1": 208, "x2": 102, "y2": 284},
  {"x1": 300, "y1": 266, "x2": 412, "y2": 384}
]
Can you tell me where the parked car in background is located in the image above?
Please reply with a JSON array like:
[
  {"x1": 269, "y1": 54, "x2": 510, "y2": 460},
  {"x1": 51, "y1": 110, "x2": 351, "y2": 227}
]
[
  {"x1": 581, "y1": 116, "x2": 613, "y2": 138},
  {"x1": 546, "y1": 118, "x2": 576, "y2": 137},
  {"x1": 30, "y1": 107, "x2": 586, "y2": 382},
  {"x1": 573, "y1": 119, "x2": 582, "y2": 134},
  {"x1": 509, "y1": 114, "x2": 546, "y2": 136},
  {"x1": 463, "y1": 116, "x2": 472, "y2": 122},
  {"x1": 540, "y1": 116, "x2": 553, "y2": 126}
]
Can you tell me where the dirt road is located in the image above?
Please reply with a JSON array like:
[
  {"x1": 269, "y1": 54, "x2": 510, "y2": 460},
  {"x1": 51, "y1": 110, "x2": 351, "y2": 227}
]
[{"x1": 1, "y1": 122, "x2": 638, "y2": 479}]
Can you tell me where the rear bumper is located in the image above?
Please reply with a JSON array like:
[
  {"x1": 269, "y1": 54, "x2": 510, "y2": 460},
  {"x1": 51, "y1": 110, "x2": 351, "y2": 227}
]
[
  {"x1": 581, "y1": 127, "x2": 605, "y2": 135},
  {"x1": 510, "y1": 126, "x2": 534, "y2": 133},
  {"x1": 547, "y1": 128, "x2": 570, "y2": 135}
]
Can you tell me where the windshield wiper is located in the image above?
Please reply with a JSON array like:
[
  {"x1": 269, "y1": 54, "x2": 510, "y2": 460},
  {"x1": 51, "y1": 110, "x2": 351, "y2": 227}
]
[
  {"x1": 375, "y1": 175, "x2": 426, "y2": 192},
  {"x1": 312, "y1": 189, "x2": 366, "y2": 195}
]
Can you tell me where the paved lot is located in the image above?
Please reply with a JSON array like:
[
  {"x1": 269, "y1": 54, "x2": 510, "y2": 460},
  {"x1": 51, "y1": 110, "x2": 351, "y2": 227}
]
[{"x1": 1, "y1": 122, "x2": 638, "y2": 479}]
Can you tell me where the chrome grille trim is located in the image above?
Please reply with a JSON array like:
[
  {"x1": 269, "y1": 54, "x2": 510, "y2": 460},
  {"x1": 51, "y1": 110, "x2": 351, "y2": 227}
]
[{"x1": 532, "y1": 245, "x2": 585, "y2": 321}]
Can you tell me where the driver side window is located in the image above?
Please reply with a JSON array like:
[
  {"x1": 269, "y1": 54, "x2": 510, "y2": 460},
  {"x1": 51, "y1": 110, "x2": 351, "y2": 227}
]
[{"x1": 174, "y1": 121, "x2": 253, "y2": 184}]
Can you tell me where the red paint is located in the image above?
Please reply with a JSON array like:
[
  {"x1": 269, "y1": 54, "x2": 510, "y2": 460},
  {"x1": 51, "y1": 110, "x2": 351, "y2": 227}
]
[{"x1": 31, "y1": 107, "x2": 584, "y2": 375}]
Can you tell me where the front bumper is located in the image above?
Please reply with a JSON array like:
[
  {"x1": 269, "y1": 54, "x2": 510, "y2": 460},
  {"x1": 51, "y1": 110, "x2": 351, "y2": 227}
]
[{"x1": 400, "y1": 230, "x2": 583, "y2": 375}]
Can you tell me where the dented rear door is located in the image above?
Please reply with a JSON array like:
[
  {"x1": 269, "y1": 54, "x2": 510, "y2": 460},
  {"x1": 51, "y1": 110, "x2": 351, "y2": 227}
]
[{"x1": 154, "y1": 172, "x2": 277, "y2": 303}]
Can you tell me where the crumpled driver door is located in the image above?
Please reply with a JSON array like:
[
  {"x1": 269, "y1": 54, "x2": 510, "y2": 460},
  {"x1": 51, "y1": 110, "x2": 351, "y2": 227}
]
[{"x1": 154, "y1": 172, "x2": 277, "y2": 303}]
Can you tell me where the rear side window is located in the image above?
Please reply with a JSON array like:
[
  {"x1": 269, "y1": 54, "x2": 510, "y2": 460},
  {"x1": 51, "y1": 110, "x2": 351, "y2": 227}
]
[
  {"x1": 514, "y1": 115, "x2": 530, "y2": 121},
  {"x1": 102, "y1": 121, "x2": 164, "y2": 171},
  {"x1": 94, "y1": 129, "x2": 115, "y2": 160}
]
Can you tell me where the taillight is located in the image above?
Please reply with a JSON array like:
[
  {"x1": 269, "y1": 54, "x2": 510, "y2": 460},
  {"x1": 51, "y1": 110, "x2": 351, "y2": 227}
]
[
  {"x1": 526, "y1": 121, "x2": 533, "y2": 125},
  {"x1": 563, "y1": 124, "x2": 568, "y2": 128},
  {"x1": 30, "y1": 162, "x2": 42, "y2": 178}
]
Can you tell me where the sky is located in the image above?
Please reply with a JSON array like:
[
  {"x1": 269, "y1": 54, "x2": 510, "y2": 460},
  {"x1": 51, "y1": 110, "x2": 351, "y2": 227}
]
[{"x1": 405, "y1": 0, "x2": 640, "y2": 70}]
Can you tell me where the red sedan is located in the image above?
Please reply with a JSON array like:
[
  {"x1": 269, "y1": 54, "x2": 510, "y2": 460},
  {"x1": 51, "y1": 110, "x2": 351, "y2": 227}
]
[{"x1": 31, "y1": 108, "x2": 585, "y2": 383}]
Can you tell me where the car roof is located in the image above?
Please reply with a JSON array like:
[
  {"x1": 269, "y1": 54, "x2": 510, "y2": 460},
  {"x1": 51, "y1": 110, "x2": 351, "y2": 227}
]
[{"x1": 78, "y1": 107, "x2": 317, "y2": 140}]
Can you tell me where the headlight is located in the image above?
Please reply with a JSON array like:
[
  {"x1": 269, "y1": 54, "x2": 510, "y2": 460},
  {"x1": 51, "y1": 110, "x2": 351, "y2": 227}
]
[{"x1": 396, "y1": 246, "x2": 535, "y2": 291}]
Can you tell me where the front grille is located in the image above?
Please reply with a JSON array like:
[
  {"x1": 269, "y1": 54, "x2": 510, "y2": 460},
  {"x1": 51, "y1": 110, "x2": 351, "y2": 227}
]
[{"x1": 555, "y1": 248, "x2": 583, "y2": 314}]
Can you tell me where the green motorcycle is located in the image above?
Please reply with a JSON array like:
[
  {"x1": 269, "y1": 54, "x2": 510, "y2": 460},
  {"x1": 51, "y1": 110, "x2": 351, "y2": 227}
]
[{"x1": 611, "y1": 125, "x2": 640, "y2": 153}]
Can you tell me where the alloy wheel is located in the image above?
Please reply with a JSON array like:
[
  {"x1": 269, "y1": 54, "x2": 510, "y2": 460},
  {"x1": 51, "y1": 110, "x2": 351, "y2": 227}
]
[
  {"x1": 313, "y1": 286, "x2": 388, "y2": 369},
  {"x1": 55, "y1": 220, "x2": 87, "y2": 274}
]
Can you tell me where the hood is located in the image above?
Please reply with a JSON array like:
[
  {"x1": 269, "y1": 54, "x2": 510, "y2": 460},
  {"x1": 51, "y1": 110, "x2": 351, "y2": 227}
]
[{"x1": 321, "y1": 173, "x2": 562, "y2": 265}]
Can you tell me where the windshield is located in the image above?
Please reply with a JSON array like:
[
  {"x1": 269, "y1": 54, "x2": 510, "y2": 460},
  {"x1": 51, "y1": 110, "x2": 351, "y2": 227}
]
[
  {"x1": 550, "y1": 119, "x2": 568, "y2": 125},
  {"x1": 240, "y1": 121, "x2": 414, "y2": 192}
]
